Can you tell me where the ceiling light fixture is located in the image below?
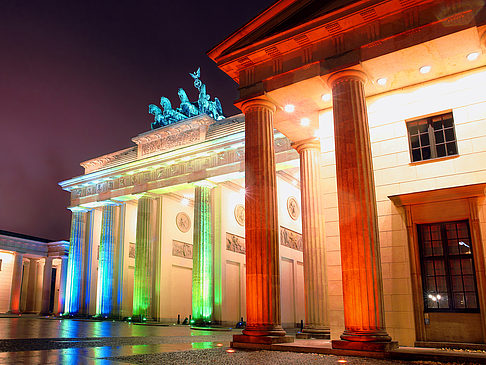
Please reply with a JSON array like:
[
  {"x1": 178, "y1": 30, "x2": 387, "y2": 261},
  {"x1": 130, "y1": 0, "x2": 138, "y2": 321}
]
[
  {"x1": 419, "y1": 65, "x2": 431, "y2": 74},
  {"x1": 467, "y1": 52, "x2": 479, "y2": 61},
  {"x1": 377, "y1": 78, "x2": 387, "y2": 86},
  {"x1": 284, "y1": 104, "x2": 295, "y2": 113},
  {"x1": 321, "y1": 93, "x2": 331, "y2": 102},
  {"x1": 300, "y1": 117, "x2": 310, "y2": 126}
]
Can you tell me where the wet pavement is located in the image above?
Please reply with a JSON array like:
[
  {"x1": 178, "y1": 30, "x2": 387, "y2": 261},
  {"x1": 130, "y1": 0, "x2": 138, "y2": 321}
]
[{"x1": 0, "y1": 317, "x2": 463, "y2": 364}]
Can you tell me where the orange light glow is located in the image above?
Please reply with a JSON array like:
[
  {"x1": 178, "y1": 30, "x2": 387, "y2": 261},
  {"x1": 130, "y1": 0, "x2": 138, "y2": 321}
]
[
  {"x1": 226, "y1": 349, "x2": 235, "y2": 353},
  {"x1": 216, "y1": 343, "x2": 223, "y2": 347},
  {"x1": 337, "y1": 360, "x2": 348, "y2": 363}
]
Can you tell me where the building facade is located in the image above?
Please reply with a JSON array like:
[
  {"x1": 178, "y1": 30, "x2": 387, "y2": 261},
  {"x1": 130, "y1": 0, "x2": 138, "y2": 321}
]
[
  {"x1": 0, "y1": 231, "x2": 68, "y2": 315},
  {"x1": 59, "y1": 0, "x2": 486, "y2": 350}
]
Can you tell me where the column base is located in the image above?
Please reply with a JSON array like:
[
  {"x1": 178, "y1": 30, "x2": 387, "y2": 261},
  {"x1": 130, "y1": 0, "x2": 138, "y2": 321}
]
[
  {"x1": 332, "y1": 340, "x2": 398, "y2": 352},
  {"x1": 296, "y1": 327, "x2": 330, "y2": 339},
  {"x1": 233, "y1": 334, "x2": 294, "y2": 345}
]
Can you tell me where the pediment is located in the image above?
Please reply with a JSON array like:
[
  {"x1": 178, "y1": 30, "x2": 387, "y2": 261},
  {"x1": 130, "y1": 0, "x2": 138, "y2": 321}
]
[{"x1": 209, "y1": 0, "x2": 356, "y2": 61}]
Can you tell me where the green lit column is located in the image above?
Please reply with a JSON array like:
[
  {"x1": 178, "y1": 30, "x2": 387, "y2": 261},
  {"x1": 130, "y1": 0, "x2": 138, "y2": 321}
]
[
  {"x1": 96, "y1": 203, "x2": 119, "y2": 317},
  {"x1": 133, "y1": 196, "x2": 155, "y2": 320},
  {"x1": 192, "y1": 183, "x2": 214, "y2": 325}
]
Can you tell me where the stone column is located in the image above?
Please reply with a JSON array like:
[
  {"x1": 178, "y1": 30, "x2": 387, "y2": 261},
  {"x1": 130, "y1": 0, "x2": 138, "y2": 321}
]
[
  {"x1": 328, "y1": 70, "x2": 396, "y2": 351},
  {"x1": 233, "y1": 98, "x2": 292, "y2": 345},
  {"x1": 192, "y1": 183, "x2": 214, "y2": 325},
  {"x1": 9, "y1": 253, "x2": 24, "y2": 314},
  {"x1": 292, "y1": 139, "x2": 330, "y2": 339},
  {"x1": 58, "y1": 256, "x2": 68, "y2": 315},
  {"x1": 133, "y1": 196, "x2": 155, "y2": 320},
  {"x1": 64, "y1": 210, "x2": 88, "y2": 315},
  {"x1": 96, "y1": 204, "x2": 117, "y2": 317},
  {"x1": 25, "y1": 258, "x2": 38, "y2": 313},
  {"x1": 40, "y1": 257, "x2": 54, "y2": 315}
]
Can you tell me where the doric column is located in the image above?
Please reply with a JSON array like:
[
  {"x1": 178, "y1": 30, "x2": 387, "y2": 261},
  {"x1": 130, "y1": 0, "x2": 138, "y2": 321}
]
[
  {"x1": 133, "y1": 196, "x2": 155, "y2": 320},
  {"x1": 233, "y1": 98, "x2": 292, "y2": 345},
  {"x1": 192, "y1": 183, "x2": 214, "y2": 325},
  {"x1": 328, "y1": 70, "x2": 396, "y2": 351},
  {"x1": 292, "y1": 138, "x2": 330, "y2": 338},
  {"x1": 96, "y1": 204, "x2": 118, "y2": 317},
  {"x1": 64, "y1": 210, "x2": 88, "y2": 315},
  {"x1": 9, "y1": 253, "x2": 24, "y2": 314},
  {"x1": 40, "y1": 257, "x2": 54, "y2": 315},
  {"x1": 57, "y1": 256, "x2": 68, "y2": 315},
  {"x1": 25, "y1": 258, "x2": 38, "y2": 313}
]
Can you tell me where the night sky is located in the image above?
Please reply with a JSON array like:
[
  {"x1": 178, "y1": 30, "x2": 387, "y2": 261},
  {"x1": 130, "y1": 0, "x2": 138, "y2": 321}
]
[{"x1": 0, "y1": 0, "x2": 275, "y2": 241}]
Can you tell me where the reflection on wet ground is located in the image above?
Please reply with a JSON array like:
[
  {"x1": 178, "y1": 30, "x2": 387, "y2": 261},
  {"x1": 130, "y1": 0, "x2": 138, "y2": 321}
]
[{"x1": 0, "y1": 317, "x2": 235, "y2": 364}]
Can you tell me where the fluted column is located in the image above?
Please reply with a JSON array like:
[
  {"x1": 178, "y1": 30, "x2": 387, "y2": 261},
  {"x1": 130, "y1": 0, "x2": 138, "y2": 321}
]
[
  {"x1": 40, "y1": 257, "x2": 54, "y2": 315},
  {"x1": 328, "y1": 70, "x2": 396, "y2": 351},
  {"x1": 64, "y1": 210, "x2": 88, "y2": 315},
  {"x1": 133, "y1": 196, "x2": 155, "y2": 319},
  {"x1": 96, "y1": 204, "x2": 117, "y2": 317},
  {"x1": 293, "y1": 139, "x2": 329, "y2": 338},
  {"x1": 233, "y1": 98, "x2": 292, "y2": 345},
  {"x1": 9, "y1": 253, "x2": 24, "y2": 314},
  {"x1": 25, "y1": 258, "x2": 38, "y2": 313},
  {"x1": 57, "y1": 256, "x2": 68, "y2": 315},
  {"x1": 192, "y1": 184, "x2": 214, "y2": 325}
]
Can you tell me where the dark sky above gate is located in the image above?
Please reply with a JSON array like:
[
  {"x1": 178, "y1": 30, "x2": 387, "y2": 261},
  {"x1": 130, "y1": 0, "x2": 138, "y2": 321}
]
[{"x1": 0, "y1": 0, "x2": 276, "y2": 241}]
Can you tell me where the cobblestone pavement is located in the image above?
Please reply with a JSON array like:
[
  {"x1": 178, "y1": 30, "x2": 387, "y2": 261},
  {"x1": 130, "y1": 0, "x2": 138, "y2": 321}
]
[{"x1": 0, "y1": 317, "x2": 455, "y2": 364}]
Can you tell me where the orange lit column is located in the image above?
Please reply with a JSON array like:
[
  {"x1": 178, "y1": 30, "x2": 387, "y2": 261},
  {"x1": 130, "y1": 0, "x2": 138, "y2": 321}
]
[
  {"x1": 25, "y1": 258, "x2": 38, "y2": 313},
  {"x1": 292, "y1": 138, "x2": 330, "y2": 338},
  {"x1": 9, "y1": 253, "x2": 23, "y2": 314},
  {"x1": 328, "y1": 70, "x2": 397, "y2": 351},
  {"x1": 233, "y1": 98, "x2": 292, "y2": 345},
  {"x1": 40, "y1": 257, "x2": 54, "y2": 315}
]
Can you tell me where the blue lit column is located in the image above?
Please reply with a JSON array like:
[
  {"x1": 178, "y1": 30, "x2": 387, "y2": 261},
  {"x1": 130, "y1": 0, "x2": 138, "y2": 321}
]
[
  {"x1": 64, "y1": 210, "x2": 88, "y2": 315},
  {"x1": 192, "y1": 183, "x2": 214, "y2": 325},
  {"x1": 96, "y1": 204, "x2": 118, "y2": 317}
]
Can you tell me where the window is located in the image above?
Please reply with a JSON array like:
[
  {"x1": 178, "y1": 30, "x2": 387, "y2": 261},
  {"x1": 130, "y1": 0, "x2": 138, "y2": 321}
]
[
  {"x1": 418, "y1": 221, "x2": 479, "y2": 312},
  {"x1": 407, "y1": 112, "x2": 458, "y2": 162}
]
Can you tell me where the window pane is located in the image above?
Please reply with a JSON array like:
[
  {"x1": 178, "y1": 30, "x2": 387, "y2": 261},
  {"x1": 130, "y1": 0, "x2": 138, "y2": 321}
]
[
  {"x1": 463, "y1": 276, "x2": 475, "y2": 291},
  {"x1": 451, "y1": 275, "x2": 463, "y2": 291},
  {"x1": 434, "y1": 130, "x2": 444, "y2": 143},
  {"x1": 411, "y1": 135, "x2": 420, "y2": 148},
  {"x1": 418, "y1": 122, "x2": 428, "y2": 133},
  {"x1": 412, "y1": 149, "x2": 421, "y2": 162},
  {"x1": 436, "y1": 275, "x2": 447, "y2": 292},
  {"x1": 444, "y1": 128, "x2": 455, "y2": 142},
  {"x1": 458, "y1": 239, "x2": 471, "y2": 254},
  {"x1": 457, "y1": 223, "x2": 469, "y2": 238},
  {"x1": 465, "y1": 292, "x2": 478, "y2": 309},
  {"x1": 461, "y1": 259, "x2": 473, "y2": 275},
  {"x1": 433, "y1": 120, "x2": 443, "y2": 130},
  {"x1": 448, "y1": 239, "x2": 459, "y2": 255},
  {"x1": 408, "y1": 123, "x2": 418, "y2": 135},
  {"x1": 449, "y1": 259, "x2": 462, "y2": 275},
  {"x1": 422, "y1": 146, "x2": 430, "y2": 160},
  {"x1": 443, "y1": 116, "x2": 454, "y2": 128},
  {"x1": 431, "y1": 225, "x2": 441, "y2": 240},
  {"x1": 436, "y1": 144, "x2": 446, "y2": 157},
  {"x1": 438, "y1": 293, "x2": 449, "y2": 309},
  {"x1": 446, "y1": 223, "x2": 457, "y2": 238},
  {"x1": 420, "y1": 133, "x2": 430, "y2": 146},
  {"x1": 446, "y1": 142, "x2": 457, "y2": 155},
  {"x1": 454, "y1": 293, "x2": 466, "y2": 308}
]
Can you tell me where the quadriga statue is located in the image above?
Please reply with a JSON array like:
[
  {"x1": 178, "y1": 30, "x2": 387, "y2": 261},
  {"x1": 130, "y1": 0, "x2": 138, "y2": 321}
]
[{"x1": 178, "y1": 88, "x2": 199, "y2": 117}]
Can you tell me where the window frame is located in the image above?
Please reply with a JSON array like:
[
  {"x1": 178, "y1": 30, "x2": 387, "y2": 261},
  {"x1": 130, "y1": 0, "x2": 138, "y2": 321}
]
[
  {"x1": 418, "y1": 220, "x2": 480, "y2": 313},
  {"x1": 406, "y1": 112, "x2": 458, "y2": 163}
]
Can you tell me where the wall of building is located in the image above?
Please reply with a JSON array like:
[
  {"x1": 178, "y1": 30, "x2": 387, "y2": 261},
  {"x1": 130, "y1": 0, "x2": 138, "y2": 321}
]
[
  {"x1": 0, "y1": 251, "x2": 14, "y2": 312},
  {"x1": 158, "y1": 195, "x2": 194, "y2": 322},
  {"x1": 277, "y1": 176, "x2": 304, "y2": 328},
  {"x1": 318, "y1": 66, "x2": 486, "y2": 345}
]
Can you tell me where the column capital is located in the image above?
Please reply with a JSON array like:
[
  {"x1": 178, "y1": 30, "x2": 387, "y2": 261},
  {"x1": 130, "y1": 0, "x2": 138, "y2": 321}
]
[
  {"x1": 481, "y1": 30, "x2": 486, "y2": 49},
  {"x1": 241, "y1": 97, "x2": 277, "y2": 114},
  {"x1": 327, "y1": 69, "x2": 367, "y2": 88},
  {"x1": 291, "y1": 138, "x2": 321, "y2": 154}
]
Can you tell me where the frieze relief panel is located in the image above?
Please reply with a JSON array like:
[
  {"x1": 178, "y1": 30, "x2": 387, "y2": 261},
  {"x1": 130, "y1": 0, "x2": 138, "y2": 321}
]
[
  {"x1": 172, "y1": 240, "x2": 193, "y2": 259},
  {"x1": 70, "y1": 135, "x2": 292, "y2": 201},
  {"x1": 280, "y1": 226, "x2": 303, "y2": 252},
  {"x1": 226, "y1": 233, "x2": 245, "y2": 254}
]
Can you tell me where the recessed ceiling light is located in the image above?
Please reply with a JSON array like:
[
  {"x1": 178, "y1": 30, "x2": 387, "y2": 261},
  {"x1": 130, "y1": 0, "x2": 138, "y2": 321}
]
[
  {"x1": 377, "y1": 77, "x2": 387, "y2": 86},
  {"x1": 284, "y1": 104, "x2": 295, "y2": 113},
  {"x1": 419, "y1": 65, "x2": 431, "y2": 74},
  {"x1": 300, "y1": 117, "x2": 310, "y2": 126},
  {"x1": 321, "y1": 93, "x2": 331, "y2": 102},
  {"x1": 467, "y1": 52, "x2": 479, "y2": 61},
  {"x1": 181, "y1": 198, "x2": 189, "y2": 206}
]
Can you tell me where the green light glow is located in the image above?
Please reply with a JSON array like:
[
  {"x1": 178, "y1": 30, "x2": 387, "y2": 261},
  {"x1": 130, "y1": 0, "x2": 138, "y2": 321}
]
[
  {"x1": 192, "y1": 185, "x2": 213, "y2": 324},
  {"x1": 133, "y1": 196, "x2": 153, "y2": 318}
]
